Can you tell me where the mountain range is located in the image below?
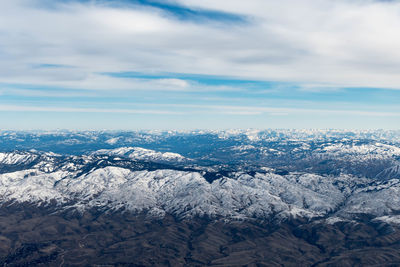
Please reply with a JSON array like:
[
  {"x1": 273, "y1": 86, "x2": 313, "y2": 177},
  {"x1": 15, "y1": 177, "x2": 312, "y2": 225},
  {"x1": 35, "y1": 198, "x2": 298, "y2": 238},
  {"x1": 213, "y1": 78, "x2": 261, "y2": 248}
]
[{"x1": 1, "y1": 129, "x2": 400, "y2": 266}]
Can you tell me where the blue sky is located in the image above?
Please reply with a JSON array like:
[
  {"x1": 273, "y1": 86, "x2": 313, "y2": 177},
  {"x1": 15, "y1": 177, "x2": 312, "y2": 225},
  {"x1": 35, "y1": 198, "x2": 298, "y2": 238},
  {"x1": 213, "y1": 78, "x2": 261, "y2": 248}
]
[{"x1": 0, "y1": 0, "x2": 400, "y2": 130}]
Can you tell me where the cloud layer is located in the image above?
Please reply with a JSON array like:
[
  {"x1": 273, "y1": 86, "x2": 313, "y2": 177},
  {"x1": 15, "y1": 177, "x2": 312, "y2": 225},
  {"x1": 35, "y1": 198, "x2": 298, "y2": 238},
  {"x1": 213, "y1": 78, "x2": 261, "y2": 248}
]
[
  {"x1": 1, "y1": 0, "x2": 400, "y2": 129},
  {"x1": 2, "y1": 0, "x2": 400, "y2": 89}
]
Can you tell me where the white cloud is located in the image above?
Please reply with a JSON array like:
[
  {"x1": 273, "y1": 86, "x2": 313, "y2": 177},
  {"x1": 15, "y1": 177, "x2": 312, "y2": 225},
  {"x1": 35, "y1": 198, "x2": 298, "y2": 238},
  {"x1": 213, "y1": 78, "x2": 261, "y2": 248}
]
[{"x1": 1, "y1": 0, "x2": 400, "y2": 91}]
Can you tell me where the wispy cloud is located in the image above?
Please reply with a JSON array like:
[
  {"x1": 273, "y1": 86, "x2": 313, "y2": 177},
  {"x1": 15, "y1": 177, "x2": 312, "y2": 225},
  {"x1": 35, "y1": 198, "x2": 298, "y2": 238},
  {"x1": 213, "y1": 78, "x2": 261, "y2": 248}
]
[
  {"x1": 1, "y1": 102, "x2": 399, "y2": 118},
  {"x1": 42, "y1": 0, "x2": 248, "y2": 24},
  {"x1": 175, "y1": 104, "x2": 400, "y2": 117},
  {"x1": 0, "y1": 104, "x2": 181, "y2": 114},
  {"x1": 31, "y1": 63, "x2": 74, "y2": 69}
]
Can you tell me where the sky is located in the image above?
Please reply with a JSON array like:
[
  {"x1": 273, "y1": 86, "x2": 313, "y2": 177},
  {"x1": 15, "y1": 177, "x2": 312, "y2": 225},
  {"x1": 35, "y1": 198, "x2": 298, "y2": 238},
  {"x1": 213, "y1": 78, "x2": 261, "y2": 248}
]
[{"x1": 1, "y1": 0, "x2": 400, "y2": 130}]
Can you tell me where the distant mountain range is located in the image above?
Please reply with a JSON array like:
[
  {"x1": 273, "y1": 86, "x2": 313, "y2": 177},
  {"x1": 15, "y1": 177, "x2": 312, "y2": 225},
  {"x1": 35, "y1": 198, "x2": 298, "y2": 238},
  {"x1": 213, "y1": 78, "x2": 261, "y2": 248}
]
[{"x1": 1, "y1": 130, "x2": 400, "y2": 266}]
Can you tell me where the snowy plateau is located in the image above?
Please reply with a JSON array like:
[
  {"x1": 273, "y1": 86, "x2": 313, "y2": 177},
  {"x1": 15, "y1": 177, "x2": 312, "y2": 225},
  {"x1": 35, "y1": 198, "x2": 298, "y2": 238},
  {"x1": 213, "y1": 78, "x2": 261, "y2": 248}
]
[{"x1": 2, "y1": 129, "x2": 400, "y2": 266}]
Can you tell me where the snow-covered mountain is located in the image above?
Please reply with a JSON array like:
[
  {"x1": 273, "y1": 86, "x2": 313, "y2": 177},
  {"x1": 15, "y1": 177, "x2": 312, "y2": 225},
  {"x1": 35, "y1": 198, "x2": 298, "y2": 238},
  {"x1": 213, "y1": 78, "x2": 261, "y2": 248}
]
[
  {"x1": 0, "y1": 130, "x2": 400, "y2": 224},
  {"x1": 2, "y1": 131, "x2": 400, "y2": 266},
  {"x1": 0, "y1": 166, "x2": 341, "y2": 220},
  {"x1": 376, "y1": 164, "x2": 400, "y2": 180},
  {"x1": 0, "y1": 151, "x2": 38, "y2": 165},
  {"x1": 91, "y1": 147, "x2": 188, "y2": 163},
  {"x1": 0, "y1": 148, "x2": 399, "y2": 224}
]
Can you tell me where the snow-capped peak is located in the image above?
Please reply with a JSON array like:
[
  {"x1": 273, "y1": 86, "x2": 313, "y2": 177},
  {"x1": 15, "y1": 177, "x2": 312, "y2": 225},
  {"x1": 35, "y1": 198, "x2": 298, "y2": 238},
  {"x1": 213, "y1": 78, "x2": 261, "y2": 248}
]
[
  {"x1": 0, "y1": 151, "x2": 38, "y2": 165},
  {"x1": 91, "y1": 147, "x2": 187, "y2": 163}
]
